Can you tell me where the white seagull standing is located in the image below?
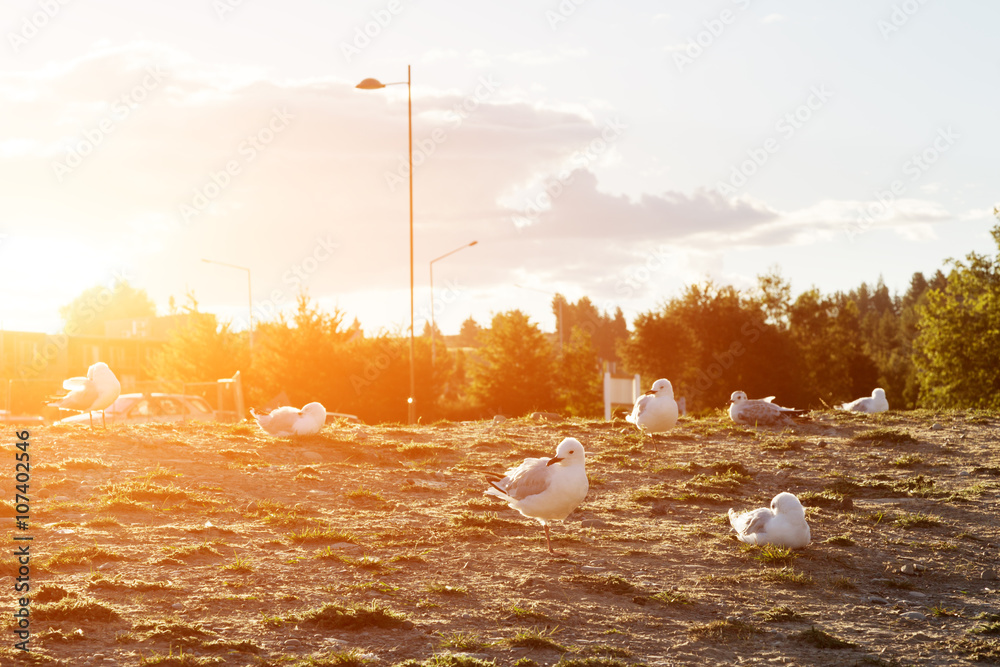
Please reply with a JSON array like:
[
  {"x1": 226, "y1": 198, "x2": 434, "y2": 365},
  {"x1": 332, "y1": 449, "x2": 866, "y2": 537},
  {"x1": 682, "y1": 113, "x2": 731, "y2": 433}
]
[
  {"x1": 251, "y1": 402, "x2": 326, "y2": 437},
  {"x1": 626, "y1": 378, "x2": 679, "y2": 434},
  {"x1": 484, "y1": 437, "x2": 589, "y2": 555},
  {"x1": 728, "y1": 391, "x2": 807, "y2": 426},
  {"x1": 839, "y1": 388, "x2": 889, "y2": 413},
  {"x1": 728, "y1": 492, "x2": 811, "y2": 549},
  {"x1": 49, "y1": 361, "x2": 121, "y2": 428}
]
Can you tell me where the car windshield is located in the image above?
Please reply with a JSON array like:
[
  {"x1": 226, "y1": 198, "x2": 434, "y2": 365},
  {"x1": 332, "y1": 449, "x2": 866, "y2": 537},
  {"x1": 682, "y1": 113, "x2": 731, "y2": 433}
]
[
  {"x1": 108, "y1": 396, "x2": 139, "y2": 414},
  {"x1": 187, "y1": 397, "x2": 213, "y2": 414}
]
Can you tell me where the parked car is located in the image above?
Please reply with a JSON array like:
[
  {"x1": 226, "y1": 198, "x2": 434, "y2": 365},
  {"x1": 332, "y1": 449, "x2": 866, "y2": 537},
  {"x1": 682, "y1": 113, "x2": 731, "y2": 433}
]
[
  {"x1": 0, "y1": 410, "x2": 45, "y2": 426},
  {"x1": 57, "y1": 393, "x2": 217, "y2": 425}
]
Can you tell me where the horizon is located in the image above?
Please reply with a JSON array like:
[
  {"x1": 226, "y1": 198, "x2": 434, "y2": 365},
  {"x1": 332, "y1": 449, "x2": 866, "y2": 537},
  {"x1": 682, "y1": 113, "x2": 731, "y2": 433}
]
[{"x1": 2, "y1": 1, "x2": 998, "y2": 337}]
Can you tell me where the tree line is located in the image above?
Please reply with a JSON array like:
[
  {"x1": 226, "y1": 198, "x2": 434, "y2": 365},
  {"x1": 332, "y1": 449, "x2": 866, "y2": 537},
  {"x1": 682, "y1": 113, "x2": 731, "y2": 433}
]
[{"x1": 54, "y1": 222, "x2": 1000, "y2": 420}]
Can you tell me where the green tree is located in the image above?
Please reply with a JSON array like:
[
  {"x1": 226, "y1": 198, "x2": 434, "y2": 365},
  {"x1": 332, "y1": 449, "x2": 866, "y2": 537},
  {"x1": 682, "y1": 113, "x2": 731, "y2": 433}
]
[
  {"x1": 914, "y1": 225, "x2": 1000, "y2": 409},
  {"x1": 457, "y1": 316, "x2": 483, "y2": 347},
  {"x1": 558, "y1": 326, "x2": 602, "y2": 417},
  {"x1": 151, "y1": 293, "x2": 247, "y2": 384},
  {"x1": 60, "y1": 280, "x2": 157, "y2": 336},
  {"x1": 249, "y1": 293, "x2": 352, "y2": 411},
  {"x1": 621, "y1": 280, "x2": 798, "y2": 412},
  {"x1": 469, "y1": 310, "x2": 556, "y2": 416},
  {"x1": 553, "y1": 295, "x2": 628, "y2": 364}
]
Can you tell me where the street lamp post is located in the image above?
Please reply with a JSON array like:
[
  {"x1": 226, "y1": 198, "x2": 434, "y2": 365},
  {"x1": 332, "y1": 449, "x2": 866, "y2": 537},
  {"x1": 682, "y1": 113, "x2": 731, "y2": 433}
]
[
  {"x1": 357, "y1": 66, "x2": 416, "y2": 424},
  {"x1": 514, "y1": 284, "x2": 564, "y2": 352},
  {"x1": 430, "y1": 240, "x2": 478, "y2": 367},
  {"x1": 202, "y1": 259, "x2": 253, "y2": 354}
]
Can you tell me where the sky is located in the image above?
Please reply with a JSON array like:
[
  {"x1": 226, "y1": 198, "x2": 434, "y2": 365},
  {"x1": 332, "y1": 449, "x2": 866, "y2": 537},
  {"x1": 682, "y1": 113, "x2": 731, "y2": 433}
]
[{"x1": 1, "y1": 0, "x2": 998, "y2": 338}]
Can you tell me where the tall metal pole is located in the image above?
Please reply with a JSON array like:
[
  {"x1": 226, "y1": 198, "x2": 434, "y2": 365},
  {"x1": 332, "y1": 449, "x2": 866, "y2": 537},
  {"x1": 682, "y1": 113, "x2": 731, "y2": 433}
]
[
  {"x1": 429, "y1": 240, "x2": 478, "y2": 370},
  {"x1": 202, "y1": 259, "x2": 252, "y2": 355},
  {"x1": 407, "y1": 64, "x2": 415, "y2": 425},
  {"x1": 430, "y1": 263, "x2": 435, "y2": 368},
  {"x1": 247, "y1": 269, "x2": 253, "y2": 355}
]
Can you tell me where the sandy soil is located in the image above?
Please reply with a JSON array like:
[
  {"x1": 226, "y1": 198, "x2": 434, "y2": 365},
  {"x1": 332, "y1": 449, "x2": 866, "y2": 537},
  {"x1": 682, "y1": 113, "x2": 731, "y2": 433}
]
[{"x1": 1, "y1": 409, "x2": 998, "y2": 666}]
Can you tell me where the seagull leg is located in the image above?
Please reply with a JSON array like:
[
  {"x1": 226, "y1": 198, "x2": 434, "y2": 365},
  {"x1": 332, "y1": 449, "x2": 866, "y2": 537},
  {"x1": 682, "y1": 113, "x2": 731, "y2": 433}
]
[
  {"x1": 102, "y1": 410, "x2": 107, "y2": 429},
  {"x1": 89, "y1": 411, "x2": 94, "y2": 429},
  {"x1": 543, "y1": 524, "x2": 565, "y2": 557}
]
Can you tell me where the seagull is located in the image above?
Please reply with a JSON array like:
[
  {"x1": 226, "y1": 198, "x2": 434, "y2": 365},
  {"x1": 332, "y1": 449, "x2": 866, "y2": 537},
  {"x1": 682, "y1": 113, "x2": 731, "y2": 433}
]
[
  {"x1": 728, "y1": 391, "x2": 807, "y2": 426},
  {"x1": 251, "y1": 402, "x2": 326, "y2": 437},
  {"x1": 626, "y1": 378, "x2": 679, "y2": 434},
  {"x1": 839, "y1": 388, "x2": 889, "y2": 413},
  {"x1": 49, "y1": 362, "x2": 121, "y2": 428},
  {"x1": 728, "y1": 492, "x2": 811, "y2": 549},
  {"x1": 484, "y1": 437, "x2": 589, "y2": 555}
]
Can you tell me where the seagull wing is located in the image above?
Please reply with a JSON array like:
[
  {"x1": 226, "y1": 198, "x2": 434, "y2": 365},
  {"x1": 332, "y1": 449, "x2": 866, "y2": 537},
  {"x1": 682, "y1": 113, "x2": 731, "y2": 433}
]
[
  {"x1": 50, "y1": 378, "x2": 98, "y2": 411},
  {"x1": 494, "y1": 458, "x2": 552, "y2": 501},
  {"x1": 736, "y1": 400, "x2": 782, "y2": 424},
  {"x1": 729, "y1": 507, "x2": 772, "y2": 538},
  {"x1": 256, "y1": 406, "x2": 300, "y2": 436},
  {"x1": 626, "y1": 394, "x2": 653, "y2": 424}
]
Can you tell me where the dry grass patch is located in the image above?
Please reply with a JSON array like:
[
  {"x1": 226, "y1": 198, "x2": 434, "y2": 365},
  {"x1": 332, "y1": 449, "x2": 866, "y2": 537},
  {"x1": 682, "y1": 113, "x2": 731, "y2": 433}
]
[{"x1": 688, "y1": 619, "x2": 762, "y2": 642}]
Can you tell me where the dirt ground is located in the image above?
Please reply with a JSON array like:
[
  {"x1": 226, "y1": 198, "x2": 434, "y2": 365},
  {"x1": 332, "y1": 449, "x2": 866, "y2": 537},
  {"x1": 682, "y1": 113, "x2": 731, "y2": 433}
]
[{"x1": 1, "y1": 409, "x2": 998, "y2": 666}]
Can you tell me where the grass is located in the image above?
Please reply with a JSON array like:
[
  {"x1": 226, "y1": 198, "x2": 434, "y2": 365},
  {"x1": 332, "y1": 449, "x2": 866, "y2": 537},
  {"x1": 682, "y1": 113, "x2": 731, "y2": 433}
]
[
  {"x1": 504, "y1": 627, "x2": 570, "y2": 652},
  {"x1": 138, "y1": 647, "x2": 225, "y2": 665},
  {"x1": 288, "y1": 527, "x2": 357, "y2": 544},
  {"x1": 42, "y1": 544, "x2": 127, "y2": 569},
  {"x1": 754, "y1": 606, "x2": 805, "y2": 622},
  {"x1": 688, "y1": 619, "x2": 762, "y2": 641},
  {"x1": 88, "y1": 572, "x2": 174, "y2": 591},
  {"x1": 650, "y1": 590, "x2": 695, "y2": 605},
  {"x1": 823, "y1": 534, "x2": 856, "y2": 546},
  {"x1": 437, "y1": 630, "x2": 492, "y2": 651},
  {"x1": 555, "y1": 660, "x2": 630, "y2": 667},
  {"x1": 792, "y1": 626, "x2": 856, "y2": 649},
  {"x1": 740, "y1": 543, "x2": 797, "y2": 565},
  {"x1": 969, "y1": 621, "x2": 1000, "y2": 636},
  {"x1": 798, "y1": 490, "x2": 847, "y2": 508},
  {"x1": 296, "y1": 600, "x2": 409, "y2": 630},
  {"x1": 568, "y1": 574, "x2": 640, "y2": 595},
  {"x1": 893, "y1": 511, "x2": 942, "y2": 529},
  {"x1": 35, "y1": 597, "x2": 120, "y2": 622},
  {"x1": 761, "y1": 567, "x2": 814, "y2": 586},
  {"x1": 397, "y1": 656, "x2": 496, "y2": 667},
  {"x1": 219, "y1": 554, "x2": 254, "y2": 572},
  {"x1": 317, "y1": 551, "x2": 399, "y2": 573},
  {"x1": 426, "y1": 581, "x2": 469, "y2": 595},
  {"x1": 891, "y1": 454, "x2": 924, "y2": 467},
  {"x1": 930, "y1": 606, "x2": 961, "y2": 617},
  {"x1": 346, "y1": 485, "x2": 389, "y2": 503},
  {"x1": 849, "y1": 428, "x2": 916, "y2": 445},
  {"x1": 451, "y1": 510, "x2": 525, "y2": 529},
  {"x1": 503, "y1": 602, "x2": 551, "y2": 620}
]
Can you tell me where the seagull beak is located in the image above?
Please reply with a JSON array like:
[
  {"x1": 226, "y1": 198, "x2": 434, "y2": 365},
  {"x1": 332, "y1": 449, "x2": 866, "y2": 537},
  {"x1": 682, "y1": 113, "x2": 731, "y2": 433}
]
[
  {"x1": 546, "y1": 457, "x2": 564, "y2": 466},
  {"x1": 643, "y1": 390, "x2": 656, "y2": 395}
]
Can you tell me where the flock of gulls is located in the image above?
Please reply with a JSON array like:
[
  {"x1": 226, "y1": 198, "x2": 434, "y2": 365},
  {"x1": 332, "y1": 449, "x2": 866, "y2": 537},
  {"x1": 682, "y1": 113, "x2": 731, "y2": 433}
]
[{"x1": 48, "y1": 363, "x2": 887, "y2": 555}]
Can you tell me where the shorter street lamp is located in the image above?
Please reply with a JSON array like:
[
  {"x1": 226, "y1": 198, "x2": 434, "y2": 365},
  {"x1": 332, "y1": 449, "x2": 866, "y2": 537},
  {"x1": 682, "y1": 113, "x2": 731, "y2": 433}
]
[
  {"x1": 430, "y1": 240, "x2": 478, "y2": 367},
  {"x1": 202, "y1": 259, "x2": 253, "y2": 354}
]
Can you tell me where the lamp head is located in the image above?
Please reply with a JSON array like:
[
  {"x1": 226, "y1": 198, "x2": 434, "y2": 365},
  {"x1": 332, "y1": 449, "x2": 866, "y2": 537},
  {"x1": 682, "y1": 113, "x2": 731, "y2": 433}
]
[{"x1": 356, "y1": 78, "x2": 386, "y2": 90}]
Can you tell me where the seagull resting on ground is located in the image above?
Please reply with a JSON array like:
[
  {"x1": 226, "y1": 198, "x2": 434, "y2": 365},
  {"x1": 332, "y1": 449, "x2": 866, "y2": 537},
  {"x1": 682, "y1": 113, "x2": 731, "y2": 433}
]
[
  {"x1": 484, "y1": 437, "x2": 589, "y2": 555},
  {"x1": 728, "y1": 391, "x2": 807, "y2": 426},
  {"x1": 839, "y1": 388, "x2": 889, "y2": 413},
  {"x1": 626, "y1": 378, "x2": 679, "y2": 434},
  {"x1": 49, "y1": 361, "x2": 121, "y2": 428},
  {"x1": 251, "y1": 402, "x2": 326, "y2": 437},
  {"x1": 728, "y1": 492, "x2": 811, "y2": 549}
]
